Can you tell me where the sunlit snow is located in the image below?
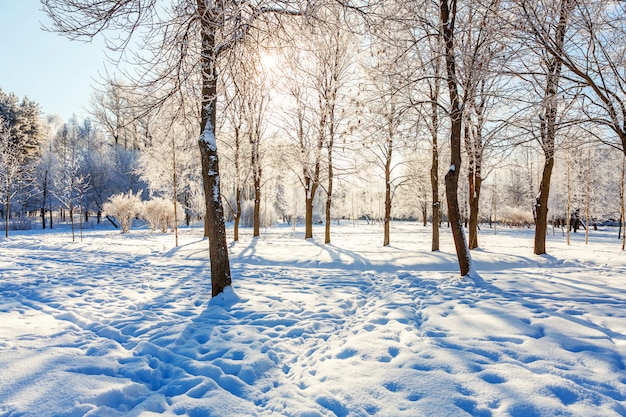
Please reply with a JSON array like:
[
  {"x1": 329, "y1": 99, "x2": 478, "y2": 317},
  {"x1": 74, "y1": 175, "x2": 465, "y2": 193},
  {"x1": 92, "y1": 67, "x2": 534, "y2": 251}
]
[{"x1": 1, "y1": 222, "x2": 625, "y2": 416}]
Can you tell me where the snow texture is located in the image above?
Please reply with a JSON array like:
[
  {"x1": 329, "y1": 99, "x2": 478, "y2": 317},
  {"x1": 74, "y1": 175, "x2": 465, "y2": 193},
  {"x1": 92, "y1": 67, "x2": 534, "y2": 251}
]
[
  {"x1": 200, "y1": 118, "x2": 217, "y2": 152},
  {"x1": 1, "y1": 222, "x2": 626, "y2": 416}
]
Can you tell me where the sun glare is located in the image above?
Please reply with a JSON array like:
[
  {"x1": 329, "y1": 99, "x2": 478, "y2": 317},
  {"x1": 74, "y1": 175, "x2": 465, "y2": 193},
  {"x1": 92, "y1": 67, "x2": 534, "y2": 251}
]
[{"x1": 260, "y1": 53, "x2": 278, "y2": 70}]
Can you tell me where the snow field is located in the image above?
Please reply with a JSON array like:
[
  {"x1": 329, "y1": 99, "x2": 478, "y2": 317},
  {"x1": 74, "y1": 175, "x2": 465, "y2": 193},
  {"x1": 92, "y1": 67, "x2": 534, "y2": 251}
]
[{"x1": 0, "y1": 223, "x2": 625, "y2": 416}]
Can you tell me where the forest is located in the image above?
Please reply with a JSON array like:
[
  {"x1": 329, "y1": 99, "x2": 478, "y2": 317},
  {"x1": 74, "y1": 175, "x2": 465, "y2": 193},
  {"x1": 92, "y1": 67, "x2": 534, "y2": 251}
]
[{"x1": 1, "y1": 0, "x2": 626, "y2": 289}]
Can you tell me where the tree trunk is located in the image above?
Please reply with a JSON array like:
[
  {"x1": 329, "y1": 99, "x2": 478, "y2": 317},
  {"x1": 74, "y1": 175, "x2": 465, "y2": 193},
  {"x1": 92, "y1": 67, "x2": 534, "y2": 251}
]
[
  {"x1": 305, "y1": 176, "x2": 316, "y2": 239},
  {"x1": 4, "y1": 197, "x2": 9, "y2": 238},
  {"x1": 253, "y1": 173, "x2": 261, "y2": 237},
  {"x1": 70, "y1": 207, "x2": 75, "y2": 242},
  {"x1": 383, "y1": 145, "x2": 392, "y2": 247},
  {"x1": 252, "y1": 137, "x2": 261, "y2": 237},
  {"x1": 441, "y1": 0, "x2": 472, "y2": 276},
  {"x1": 534, "y1": 156, "x2": 554, "y2": 254},
  {"x1": 532, "y1": 0, "x2": 570, "y2": 255},
  {"x1": 197, "y1": 4, "x2": 232, "y2": 297},
  {"x1": 41, "y1": 172, "x2": 48, "y2": 229},
  {"x1": 431, "y1": 123, "x2": 440, "y2": 251},
  {"x1": 234, "y1": 187, "x2": 241, "y2": 242},
  {"x1": 468, "y1": 162, "x2": 482, "y2": 250},
  {"x1": 325, "y1": 147, "x2": 333, "y2": 244}
]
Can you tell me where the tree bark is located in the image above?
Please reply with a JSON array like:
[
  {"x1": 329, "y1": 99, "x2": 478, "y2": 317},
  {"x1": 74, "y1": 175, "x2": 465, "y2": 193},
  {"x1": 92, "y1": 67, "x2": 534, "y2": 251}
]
[
  {"x1": 197, "y1": 2, "x2": 232, "y2": 297},
  {"x1": 441, "y1": 0, "x2": 471, "y2": 276}
]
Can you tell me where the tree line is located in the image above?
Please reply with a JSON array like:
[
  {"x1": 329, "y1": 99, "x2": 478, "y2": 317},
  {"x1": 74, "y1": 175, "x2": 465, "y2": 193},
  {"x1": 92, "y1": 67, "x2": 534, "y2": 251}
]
[{"x1": 1, "y1": 0, "x2": 620, "y2": 296}]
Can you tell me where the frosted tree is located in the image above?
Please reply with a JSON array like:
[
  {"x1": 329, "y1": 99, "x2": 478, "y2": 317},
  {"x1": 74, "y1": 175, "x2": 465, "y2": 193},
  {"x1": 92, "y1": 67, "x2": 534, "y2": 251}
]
[
  {"x1": 360, "y1": 44, "x2": 415, "y2": 247},
  {"x1": 43, "y1": 0, "x2": 312, "y2": 296},
  {"x1": 138, "y1": 110, "x2": 197, "y2": 246},
  {"x1": 54, "y1": 159, "x2": 90, "y2": 242},
  {"x1": 0, "y1": 117, "x2": 27, "y2": 237},
  {"x1": 279, "y1": 39, "x2": 324, "y2": 239},
  {"x1": 34, "y1": 115, "x2": 63, "y2": 229},
  {"x1": 512, "y1": 0, "x2": 576, "y2": 255},
  {"x1": 521, "y1": 0, "x2": 626, "y2": 157},
  {"x1": 437, "y1": 0, "x2": 473, "y2": 275}
]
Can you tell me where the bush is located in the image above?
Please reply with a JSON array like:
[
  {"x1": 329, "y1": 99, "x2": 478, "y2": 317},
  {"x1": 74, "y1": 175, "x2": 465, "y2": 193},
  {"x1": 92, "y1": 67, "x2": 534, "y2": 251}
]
[
  {"x1": 499, "y1": 206, "x2": 534, "y2": 226},
  {"x1": 141, "y1": 197, "x2": 182, "y2": 233},
  {"x1": 103, "y1": 191, "x2": 142, "y2": 233}
]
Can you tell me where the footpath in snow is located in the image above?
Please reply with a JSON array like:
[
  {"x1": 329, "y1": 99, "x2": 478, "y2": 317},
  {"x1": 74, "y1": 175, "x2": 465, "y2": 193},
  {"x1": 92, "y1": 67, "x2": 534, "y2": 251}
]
[{"x1": 1, "y1": 223, "x2": 625, "y2": 416}]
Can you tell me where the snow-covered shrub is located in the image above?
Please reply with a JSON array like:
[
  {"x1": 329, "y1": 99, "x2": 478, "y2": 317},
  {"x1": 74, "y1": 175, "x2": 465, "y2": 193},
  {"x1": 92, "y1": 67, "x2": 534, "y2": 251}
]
[
  {"x1": 103, "y1": 191, "x2": 142, "y2": 233},
  {"x1": 499, "y1": 206, "x2": 534, "y2": 227},
  {"x1": 141, "y1": 197, "x2": 182, "y2": 233}
]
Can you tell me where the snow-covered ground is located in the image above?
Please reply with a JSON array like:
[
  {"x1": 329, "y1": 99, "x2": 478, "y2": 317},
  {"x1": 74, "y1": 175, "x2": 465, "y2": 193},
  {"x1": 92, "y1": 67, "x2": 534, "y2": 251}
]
[{"x1": 1, "y1": 222, "x2": 625, "y2": 416}]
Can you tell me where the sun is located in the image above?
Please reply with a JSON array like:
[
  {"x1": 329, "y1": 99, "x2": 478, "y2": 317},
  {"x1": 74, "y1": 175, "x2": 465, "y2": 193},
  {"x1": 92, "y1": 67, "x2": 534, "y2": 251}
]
[{"x1": 260, "y1": 53, "x2": 278, "y2": 71}]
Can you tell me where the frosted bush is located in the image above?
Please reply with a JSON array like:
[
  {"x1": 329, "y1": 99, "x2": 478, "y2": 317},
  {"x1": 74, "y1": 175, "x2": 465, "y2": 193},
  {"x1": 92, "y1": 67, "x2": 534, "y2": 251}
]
[
  {"x1": 103, "y1": 191, "x2": 142, "y2": 233},
  {"x1": 141, "y1": 197, "x2": 182, "y2": 233},
  {"x1": 499, "y1": 206, "x2": 534, "y2": 226}
]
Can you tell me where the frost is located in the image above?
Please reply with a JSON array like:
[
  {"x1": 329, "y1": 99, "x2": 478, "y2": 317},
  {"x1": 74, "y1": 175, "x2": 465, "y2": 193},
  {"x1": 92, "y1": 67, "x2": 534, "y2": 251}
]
[
  {"x1": 200, "y1": 118, "x2": 217, "y2": 151},
  {"x1": 213, "y1": 175, "x2": 220, "y2": 202},
  {"x1": 450, "y1": 164, "x2": 456, "y2": 172}
]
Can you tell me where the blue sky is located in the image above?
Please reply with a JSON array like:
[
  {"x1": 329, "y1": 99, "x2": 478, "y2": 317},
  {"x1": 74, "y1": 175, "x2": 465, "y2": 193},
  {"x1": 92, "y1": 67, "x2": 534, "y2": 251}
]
[{"x1": 0, "y1": 1, "x2": 111, "y2": 121}]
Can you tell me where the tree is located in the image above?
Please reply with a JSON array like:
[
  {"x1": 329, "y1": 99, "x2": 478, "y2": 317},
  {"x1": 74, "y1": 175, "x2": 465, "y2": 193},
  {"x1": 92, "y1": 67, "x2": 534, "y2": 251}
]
[
  {"x1": 522, "y1": 0, "x2": 626, "y2": 156},
  {"x1": 103, "y1": 191, "x2": 142, "y2": 234},
  {"x1": 280, "y1": 39, "x2": 325, "y2": 240},
  {"x1": 361, "y1": 44, "x2": 414, "y2": 247},
  {"x1": 440, "y1": 0, "x2": 472, "y2": 276},
  {"x1": 516, "y1": 0, "x2": 575, "y2": 255},
  {"x1": 34, "y1": 116, "x2": 62, "y2": 229},
  {"x1": 138, "y1": 111, "x2": 197, "y2": 246},
  {"x1": 455, "y1": 0, "x2": 506, "y2": 250},
  {"x1": 43, "y1": 0, "x2": 307, "y2": 297},
  {"x1": 0, "y1": 117, "x2": 28, "y2": 237}
]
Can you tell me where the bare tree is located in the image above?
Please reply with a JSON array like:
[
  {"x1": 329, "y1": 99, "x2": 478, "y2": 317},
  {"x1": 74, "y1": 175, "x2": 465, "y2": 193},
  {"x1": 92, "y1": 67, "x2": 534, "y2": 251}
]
[
  {"x1": 439, "y1": 0, "x2": 472, "y2": 275},
  {"x1": 42, "y1": 0, "x2": 306, "y2": 296},
  {"x1": 515, "y1": 0, "x2": 575, "y2": 255},
  {"x1": 0, "y1": 117, "x2": 28, "y2": 237}
]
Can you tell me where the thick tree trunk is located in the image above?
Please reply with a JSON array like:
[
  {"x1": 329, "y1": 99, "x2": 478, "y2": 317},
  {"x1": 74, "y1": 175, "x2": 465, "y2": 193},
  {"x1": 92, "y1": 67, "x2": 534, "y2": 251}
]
[
  {"x1": 441, "y1": 0, "x2": 471, "y2": 276},
  {"x1": 534, "y1": 157, "x2": 554, "y2": 254},
  {"x1": 199, "y1": 135, "x2": 232, "y2": 297},
  {"x1": 197, "y1": 4, "x2": 231, "y2": 297}
]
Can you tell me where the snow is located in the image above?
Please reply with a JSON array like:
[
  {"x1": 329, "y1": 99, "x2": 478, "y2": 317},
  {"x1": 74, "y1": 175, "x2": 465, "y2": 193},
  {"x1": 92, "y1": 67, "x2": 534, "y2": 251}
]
[
  {"x1": 200, "y1": 118, "x2": 217, "y2": 152},
  {"x1": 1, "y1": 222, "x2": 626, "y2": 416}
]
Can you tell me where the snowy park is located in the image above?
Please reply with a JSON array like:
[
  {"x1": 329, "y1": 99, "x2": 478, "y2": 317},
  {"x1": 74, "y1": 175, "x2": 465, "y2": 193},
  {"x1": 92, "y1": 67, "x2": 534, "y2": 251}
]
[{"x1": 1, "y1": 222, "x2": 625, "y2": 416}]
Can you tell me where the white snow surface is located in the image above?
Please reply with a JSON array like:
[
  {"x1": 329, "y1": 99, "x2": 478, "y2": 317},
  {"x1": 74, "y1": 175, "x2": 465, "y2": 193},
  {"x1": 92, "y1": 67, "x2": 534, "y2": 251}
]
[{"x1": 1, "y1": 222, "x2": 626, "y2": 417}]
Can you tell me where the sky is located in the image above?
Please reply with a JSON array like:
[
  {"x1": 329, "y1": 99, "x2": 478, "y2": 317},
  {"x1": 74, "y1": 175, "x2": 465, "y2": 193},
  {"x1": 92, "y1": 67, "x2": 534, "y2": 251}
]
[{"x1": 0, "y1": 1, "x2": 112, "y2": 122}]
